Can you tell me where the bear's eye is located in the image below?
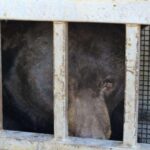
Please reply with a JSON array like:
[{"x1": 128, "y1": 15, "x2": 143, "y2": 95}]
[
  {"x1": 103, "y1": 79, "x2": 113, "y2": 84},
  {"x1": 102, "y1": 77, "x2": 115, "y2": 91}
]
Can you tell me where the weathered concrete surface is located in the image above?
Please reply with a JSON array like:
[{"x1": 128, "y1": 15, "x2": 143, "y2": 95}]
[
  {"x1": 0, "y1": 0, "x2": 150, "y2": 24},
  {"x1": 53, "y1": 22, "x2": 68, "y2": 139},
  {"x1": 123, "y1": 24, "x2": 141, "y2": 146},
  {"x1": 0, "y1": 131, "x2": 149, "y2": 150}
]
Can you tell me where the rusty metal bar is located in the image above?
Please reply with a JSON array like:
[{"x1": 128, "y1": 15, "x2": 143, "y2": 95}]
[
  {"x1": 53, "y1": 22, "x2": 68, "y2": 139},
  {"x1": 123, "y1": 24, "x2": 141, "y2": 146}
]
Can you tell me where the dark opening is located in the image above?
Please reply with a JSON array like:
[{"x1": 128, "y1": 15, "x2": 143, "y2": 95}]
[
  {"x1": 2, "y1": 21, "x2": 54, "y2": 134},
  {"x1": 138, "y1": 25, "x2": 150, "y2": 144},
  {"x1": 2, "y1": 21, "x2": 126, "y2": 140},
  {"x1": 68, "y1": 23, "x2": 125, "y2": 141}
]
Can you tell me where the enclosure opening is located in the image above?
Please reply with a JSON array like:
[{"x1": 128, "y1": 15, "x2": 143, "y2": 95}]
[
  {"x1": 68, "y1": 23, "x2": 125, "y2": 141},
  {"x1": 138, "y1": 25, "x2": 150, "y2": 144},
  {"x1": 1, "y1": 21, "x2": 54, "y2": 134}
]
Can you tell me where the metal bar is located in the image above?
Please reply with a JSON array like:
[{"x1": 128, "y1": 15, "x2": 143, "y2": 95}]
[
  {"x1": 123, "y1": 24, "x2": 141, "y2": 146},
  {"x1": 53, "y1": 22, "x2": 68, "y2": 139},
  {"x1": 0, "y1": 22, "x2": 3, "y2": 129},
  {"x1": 0, "y1": 0, "x2": 150, "y2": 24}
]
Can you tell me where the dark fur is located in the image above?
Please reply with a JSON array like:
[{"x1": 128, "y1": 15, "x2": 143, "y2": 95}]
[
  {"x1": 2, "y1": 22, "x2": 125, "y2": 139},
  {"x1": 68, "y1": 23, "x2": 125, "y2": 139}
]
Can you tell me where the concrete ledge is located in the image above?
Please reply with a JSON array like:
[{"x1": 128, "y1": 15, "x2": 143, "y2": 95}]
[
  {"x1": 0, "y1": 0, "x2": 150, "y2": 24},
  {"x1": 0, "y1": 130, "x2": 149, "y2": 150}
]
